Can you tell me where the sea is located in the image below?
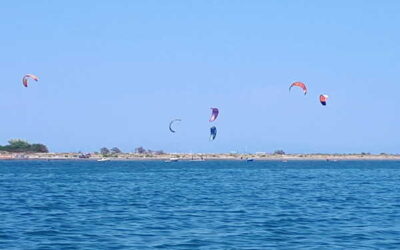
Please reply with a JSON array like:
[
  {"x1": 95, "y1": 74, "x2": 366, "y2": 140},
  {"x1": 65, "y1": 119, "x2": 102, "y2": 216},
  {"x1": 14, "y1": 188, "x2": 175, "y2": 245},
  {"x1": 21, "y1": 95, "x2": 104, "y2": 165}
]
[{"x1": 0, "y1": 160, "x2": 399, "y2": 249}]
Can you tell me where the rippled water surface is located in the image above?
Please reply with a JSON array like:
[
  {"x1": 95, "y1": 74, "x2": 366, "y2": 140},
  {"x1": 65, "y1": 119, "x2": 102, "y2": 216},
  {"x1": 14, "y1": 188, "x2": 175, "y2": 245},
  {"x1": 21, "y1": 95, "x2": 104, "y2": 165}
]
[{"x1": 1, "y1": 160, "x2": 400, "y2": 249}]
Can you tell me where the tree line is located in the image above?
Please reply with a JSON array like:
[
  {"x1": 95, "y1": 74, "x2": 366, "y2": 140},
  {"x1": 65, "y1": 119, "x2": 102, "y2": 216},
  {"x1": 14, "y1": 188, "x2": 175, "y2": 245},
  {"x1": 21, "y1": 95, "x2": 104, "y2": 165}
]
[
  {"x1": 0, "y1": 139, "x2": 48, "y2": 153},
  {"x1": 99, "y1": 146, "x2": 165, "y2": 157}
]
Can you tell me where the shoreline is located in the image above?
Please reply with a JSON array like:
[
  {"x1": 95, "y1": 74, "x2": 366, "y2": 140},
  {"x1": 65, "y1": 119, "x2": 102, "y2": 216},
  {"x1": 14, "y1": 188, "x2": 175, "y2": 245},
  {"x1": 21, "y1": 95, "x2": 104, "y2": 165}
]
[{"x1": 1, "y1": 153, "x2": 400, "y2": 161}]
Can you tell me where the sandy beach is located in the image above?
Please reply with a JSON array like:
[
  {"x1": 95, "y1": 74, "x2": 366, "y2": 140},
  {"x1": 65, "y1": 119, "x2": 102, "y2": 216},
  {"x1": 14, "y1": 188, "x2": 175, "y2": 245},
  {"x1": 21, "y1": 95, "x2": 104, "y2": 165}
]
[{"x1": 1, "y1": 152, "x2": 399, "y2": 161}]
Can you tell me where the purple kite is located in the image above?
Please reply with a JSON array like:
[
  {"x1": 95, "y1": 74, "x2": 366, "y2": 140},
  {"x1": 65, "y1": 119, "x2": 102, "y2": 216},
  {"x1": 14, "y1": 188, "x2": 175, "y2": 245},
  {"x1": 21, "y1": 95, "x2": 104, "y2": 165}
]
[{"x1": 209, "y1": 108, "x2": 219, "y2": 122}]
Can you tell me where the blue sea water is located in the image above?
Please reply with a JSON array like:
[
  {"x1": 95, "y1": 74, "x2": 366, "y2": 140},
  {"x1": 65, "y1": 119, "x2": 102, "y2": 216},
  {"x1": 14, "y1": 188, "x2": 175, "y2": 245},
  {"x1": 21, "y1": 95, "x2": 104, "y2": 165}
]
[{"x1": 0, "y1": 160, "x2": 399, "y2": 249}]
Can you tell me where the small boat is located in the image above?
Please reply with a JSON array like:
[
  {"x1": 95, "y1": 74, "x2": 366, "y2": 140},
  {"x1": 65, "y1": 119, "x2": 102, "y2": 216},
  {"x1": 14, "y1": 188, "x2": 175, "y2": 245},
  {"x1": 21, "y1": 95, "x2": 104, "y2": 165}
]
[
  {"x1": 97, "y1": 158, "x2": 110, "y2": 162},
  {"x1": 246, "y1": 158, "x2": 254, "y2": 162},
  {"x1": 164, "y1": 157, "x2": 179, "y2": 163}
]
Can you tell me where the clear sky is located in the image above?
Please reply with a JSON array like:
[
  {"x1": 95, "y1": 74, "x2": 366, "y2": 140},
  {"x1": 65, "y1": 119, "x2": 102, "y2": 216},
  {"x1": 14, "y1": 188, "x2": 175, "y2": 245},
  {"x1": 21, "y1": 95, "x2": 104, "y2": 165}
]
[{"x1": 1, "y1": 0, "x2": 399, "y2": 153}]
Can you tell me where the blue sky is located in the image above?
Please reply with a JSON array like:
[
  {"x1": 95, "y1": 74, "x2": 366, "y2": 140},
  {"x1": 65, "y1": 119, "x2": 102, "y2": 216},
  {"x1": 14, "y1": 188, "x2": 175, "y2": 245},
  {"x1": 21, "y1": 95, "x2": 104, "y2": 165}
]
[{"x1": 1, "y1": 1, "x2": 399, "y2": 153}]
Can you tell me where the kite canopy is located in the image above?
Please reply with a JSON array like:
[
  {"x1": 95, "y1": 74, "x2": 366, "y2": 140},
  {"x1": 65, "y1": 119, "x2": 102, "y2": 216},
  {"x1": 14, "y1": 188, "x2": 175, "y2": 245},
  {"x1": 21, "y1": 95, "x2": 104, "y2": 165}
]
[
  {"x1": 209, "y1": 108, "x2": 219, "y2": 122},
  {"x1": 320, "y1": 94, "x2": 329, "y2": 106},
  {"x1": 289, "y1": 82, "x2": 307, "y2": 95},
  {"x1": 22, "y1": 74, "x2": 39, "y2": 87},
  {"x1": 169, "y1": 119, "x2": 182, "y2": 133},
  {"x1": 210, "y1": 126, "x2": 217, "y2": 140}
]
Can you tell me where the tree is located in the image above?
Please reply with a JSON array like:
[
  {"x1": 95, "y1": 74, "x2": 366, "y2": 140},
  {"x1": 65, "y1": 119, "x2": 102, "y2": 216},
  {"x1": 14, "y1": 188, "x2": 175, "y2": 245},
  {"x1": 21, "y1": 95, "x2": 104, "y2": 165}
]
[
  {"x1": 154, "y1": 150, "x2": 165, "y2": 155},
  {"x1": 100, "y1": 147, "x2": 110, "y2": 156},
  {"x1": 30, "y1": 144, "x2": 49, "y2": 153},
  {"x1": 0, "y1": 139, "x2": 49, "y2": 153},
  {"x1": 274, "y1": 150, "x2": 285, "y2": 155},
  {"x1": 8, "y1": 139, "x2": 30, "y2": 149},
  {"x1": 3, "y1": 139, "x2": 31, "y2": 152},
  {"x1": 135, "y1": 146, "x2": 146, "y2": 154},
  {"x1": 111, "y1": 147, "x2": 122, "y2": 154}
]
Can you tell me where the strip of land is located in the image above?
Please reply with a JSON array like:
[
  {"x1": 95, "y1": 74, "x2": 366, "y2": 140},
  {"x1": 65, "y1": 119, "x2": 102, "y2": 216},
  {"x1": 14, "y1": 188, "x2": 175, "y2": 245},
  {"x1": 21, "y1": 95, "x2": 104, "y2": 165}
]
[{"x1": 0, "y1": 152, "x2": 399, "y2": 161}]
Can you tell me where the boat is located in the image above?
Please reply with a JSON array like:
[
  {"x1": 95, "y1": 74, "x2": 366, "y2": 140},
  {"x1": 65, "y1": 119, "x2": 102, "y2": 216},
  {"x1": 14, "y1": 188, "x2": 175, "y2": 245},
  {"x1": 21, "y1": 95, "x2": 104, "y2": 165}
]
[
  {"x1": 246, "y1": 158, "x2": 254, "y2": 162},
  {"x1": 164, "y1": 157, "x2": 179, "y2": 163},
  {"x1": 97, "y1": 158, "x2": 110, "y2": 162}
]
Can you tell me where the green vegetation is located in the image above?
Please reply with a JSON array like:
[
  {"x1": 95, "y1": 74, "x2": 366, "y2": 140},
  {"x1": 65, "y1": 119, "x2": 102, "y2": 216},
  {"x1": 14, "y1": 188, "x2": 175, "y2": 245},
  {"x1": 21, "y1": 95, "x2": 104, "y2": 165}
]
[
  {"x1": 100, "y1": 147, "x2": 110, "y2": 157},
  {"x1": 111, "y1": 147, "x2": 122, "y2": 154},
  {"x1": 99, "y1": 147, "x2": 123, "y2": 157},
  {"x1": 135, "y1": 146, "x2": 164, "y2": 155},
  {"x1": 273, "y1": 150, "x2": 285, "y2": 155},
  {"x1": 0, "y1": 139, "x2": 49, "y2": 153}
]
